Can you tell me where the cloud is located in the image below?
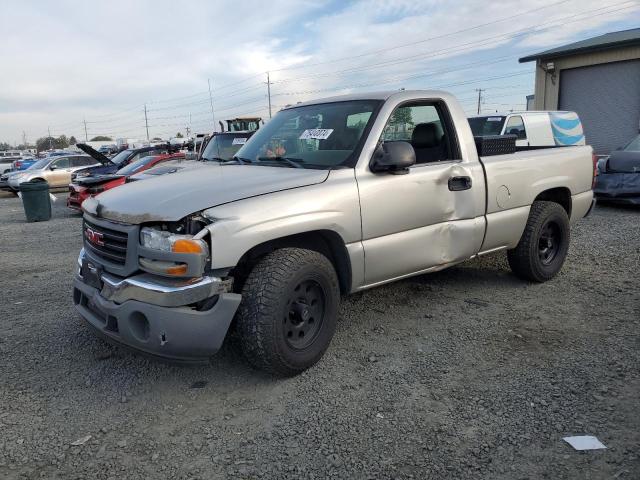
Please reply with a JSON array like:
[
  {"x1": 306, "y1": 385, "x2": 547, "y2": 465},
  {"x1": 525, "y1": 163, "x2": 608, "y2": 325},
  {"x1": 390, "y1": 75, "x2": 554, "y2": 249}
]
[{"x1": 0, "y1": 0, "x2": 637, "y2": 143}]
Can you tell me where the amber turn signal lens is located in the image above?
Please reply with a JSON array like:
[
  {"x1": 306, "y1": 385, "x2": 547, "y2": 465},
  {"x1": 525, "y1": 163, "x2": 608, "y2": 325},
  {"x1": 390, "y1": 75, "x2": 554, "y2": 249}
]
[
  {"x1": 172, "y1": 239, "x2": 205, "y2": 254},
  {"x1": 166, "y1": 264, "x2": 188, "y2": 275}
]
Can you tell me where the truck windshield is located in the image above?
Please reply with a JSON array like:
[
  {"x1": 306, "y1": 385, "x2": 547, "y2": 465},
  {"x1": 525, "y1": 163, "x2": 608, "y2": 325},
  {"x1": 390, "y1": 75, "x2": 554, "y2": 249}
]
[
  {"x1": 468, "y1": 116, "x2": 506, "y2": 136},
  {"x1": 235, "y1": 100, "x2": 382, "y2": 169},
  {"x1": 201, "y1": 134, "x2": 251, "y2": 161}
]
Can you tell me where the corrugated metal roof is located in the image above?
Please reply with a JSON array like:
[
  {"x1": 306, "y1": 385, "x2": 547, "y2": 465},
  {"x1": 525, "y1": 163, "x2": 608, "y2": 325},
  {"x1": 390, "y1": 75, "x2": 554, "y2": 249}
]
[{"x1": 519, "y1": 28, "x2": 640, "y2": 63}]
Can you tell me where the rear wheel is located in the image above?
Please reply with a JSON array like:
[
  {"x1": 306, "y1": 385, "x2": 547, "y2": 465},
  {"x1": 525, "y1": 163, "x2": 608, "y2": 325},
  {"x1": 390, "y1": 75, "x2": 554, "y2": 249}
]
[
  {"x1": 507, "y1": 201, "x2": 570, "y2": 282},
  {"x1": 236, "y1": 247, "x2": 340, "y2": 376}
]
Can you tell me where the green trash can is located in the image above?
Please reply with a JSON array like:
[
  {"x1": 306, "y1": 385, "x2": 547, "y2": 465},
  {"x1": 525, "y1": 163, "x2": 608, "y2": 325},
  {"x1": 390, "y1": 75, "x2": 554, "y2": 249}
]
[{"x1": 19, "y1": 179, "x2": 52, "y2": 222}]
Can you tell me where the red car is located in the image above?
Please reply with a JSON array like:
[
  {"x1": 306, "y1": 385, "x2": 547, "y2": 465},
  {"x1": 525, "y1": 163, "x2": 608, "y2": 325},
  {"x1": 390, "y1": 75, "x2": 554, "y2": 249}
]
[{"x1": 67, "y1": 152, "x2": 184, "y2": 211}]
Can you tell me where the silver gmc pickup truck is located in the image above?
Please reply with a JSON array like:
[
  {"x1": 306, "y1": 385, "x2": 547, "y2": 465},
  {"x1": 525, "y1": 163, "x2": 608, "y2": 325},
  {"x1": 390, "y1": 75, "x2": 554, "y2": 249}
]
[{"x1": 74, "y1": 90, "x2": 595, "y2": 375}]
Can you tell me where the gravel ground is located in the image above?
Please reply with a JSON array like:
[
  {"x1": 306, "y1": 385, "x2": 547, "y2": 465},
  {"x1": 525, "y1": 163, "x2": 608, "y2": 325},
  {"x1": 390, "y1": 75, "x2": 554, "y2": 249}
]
[{"x1": 0, "y1": 193, "x2": 638, "y2": 479}]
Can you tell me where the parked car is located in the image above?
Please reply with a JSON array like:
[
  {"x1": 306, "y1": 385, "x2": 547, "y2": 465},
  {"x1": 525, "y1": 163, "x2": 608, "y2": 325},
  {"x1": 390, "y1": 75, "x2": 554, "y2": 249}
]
[
  {"x1": 12, "y1": 150, "x2": 74, "y2": 172},
  {"x1": 0, "y1": 158, "x2": 15, "y2": 174},
  {"x1": 468, "y1": 111, "x2": 585, "y2": 149},
  {"x1": 72, "y1": 143, "x2": 174, "y2": 180},
  {"x1": 98, "y1": 144, "x2": 119, "y2": 155},
  {"x1": 67, "y1": 152, "x2": 185, "y2": 211},
  {"x1": 0, "y1": 151, "x2": 30, "y2": 172},
  {"x1": 0, "y1": 162, "x2": 43, "y2": 192},
  {"x1": 74, "y1": 90, "x2": 594, "y2": 375},
  {"x1": 6, "y1": 155, "x2": 100, "y2": 192},
  {"x1": 594, "y1": 133, "x2": 640, "y2": 205}
]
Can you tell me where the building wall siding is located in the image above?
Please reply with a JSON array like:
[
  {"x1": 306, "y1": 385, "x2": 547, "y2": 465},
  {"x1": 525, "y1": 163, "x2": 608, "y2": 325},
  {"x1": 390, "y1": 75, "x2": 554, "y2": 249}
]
[{"x1": 533, "y1": 45, "x2": 640, "y2": 109}]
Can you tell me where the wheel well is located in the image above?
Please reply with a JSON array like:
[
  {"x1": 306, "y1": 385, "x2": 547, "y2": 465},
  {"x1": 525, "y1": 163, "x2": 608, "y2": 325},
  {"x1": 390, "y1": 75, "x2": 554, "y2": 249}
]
[
  {"x1": 231, "y1": 230, "x2": 352, "y2": 295},
  {"x1": 534, "y1": 187, "x2": 571, "y2": 217}
]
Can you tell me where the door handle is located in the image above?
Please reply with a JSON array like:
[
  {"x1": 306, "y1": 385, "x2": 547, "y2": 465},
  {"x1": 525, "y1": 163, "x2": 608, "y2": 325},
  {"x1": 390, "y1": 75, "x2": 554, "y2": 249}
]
[{"x1": 448, "y1": 176, "x2": 472, "y2": 191}]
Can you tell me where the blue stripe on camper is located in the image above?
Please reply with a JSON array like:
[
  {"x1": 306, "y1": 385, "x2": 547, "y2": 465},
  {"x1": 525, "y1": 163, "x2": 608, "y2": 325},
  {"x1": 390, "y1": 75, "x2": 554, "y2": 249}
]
[
  {"x1": 550, "y1": 116, "x2": 581, "y2": 130},
  {"x1": 551, "y1": 125, "x2": 585, "y2": 145}
]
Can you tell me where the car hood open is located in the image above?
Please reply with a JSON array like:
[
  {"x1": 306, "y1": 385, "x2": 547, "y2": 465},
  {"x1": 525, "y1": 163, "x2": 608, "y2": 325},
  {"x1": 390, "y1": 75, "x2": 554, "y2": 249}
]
[
  {"x1": 83, "y1": 164, "x2": 329, "y2": 223},
  {"x1": 76, "y1": 143, "x2": 112, "y2": 165}
]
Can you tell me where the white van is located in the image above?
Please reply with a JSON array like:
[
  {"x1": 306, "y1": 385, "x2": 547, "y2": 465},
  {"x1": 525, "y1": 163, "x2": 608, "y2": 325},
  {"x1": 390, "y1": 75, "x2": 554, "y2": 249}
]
[{"x1": 468, "y1": 111, "x2": 586, "y2": 149}]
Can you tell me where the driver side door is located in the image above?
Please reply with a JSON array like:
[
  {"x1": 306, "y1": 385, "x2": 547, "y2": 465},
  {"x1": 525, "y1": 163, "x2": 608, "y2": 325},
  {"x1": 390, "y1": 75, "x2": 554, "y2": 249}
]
[{"x1": 356, "y1": 101, "x2": 486, "y2": 287}]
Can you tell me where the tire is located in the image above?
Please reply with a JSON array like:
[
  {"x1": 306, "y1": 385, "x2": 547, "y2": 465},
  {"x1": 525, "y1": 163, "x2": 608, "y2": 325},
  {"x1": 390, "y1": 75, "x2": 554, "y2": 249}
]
[
  {"x1": 236, "y1": 247, "x2": 340, "y2": 376},
  {"x1": 507, "y1": 201, "x2": 570, "y2": 282}
]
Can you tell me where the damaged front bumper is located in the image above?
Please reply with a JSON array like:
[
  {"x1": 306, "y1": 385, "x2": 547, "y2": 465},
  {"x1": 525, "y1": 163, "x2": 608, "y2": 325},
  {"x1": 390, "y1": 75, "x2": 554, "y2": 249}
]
[{"x1": 73, "y1": 249, "x2": 241, "y2": 362}]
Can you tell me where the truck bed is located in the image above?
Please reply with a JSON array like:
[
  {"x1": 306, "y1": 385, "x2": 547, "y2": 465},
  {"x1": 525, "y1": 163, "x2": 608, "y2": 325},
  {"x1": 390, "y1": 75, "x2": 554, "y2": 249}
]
[{"x1": 478, "y1": 145, "x2": 594, "y2": 253}]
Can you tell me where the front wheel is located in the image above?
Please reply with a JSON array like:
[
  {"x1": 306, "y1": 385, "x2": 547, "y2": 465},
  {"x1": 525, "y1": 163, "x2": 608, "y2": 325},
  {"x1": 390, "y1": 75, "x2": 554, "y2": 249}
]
[
  {"x1": 507, "y1": 201, "x2": 570, "y2": 282},
  {"x1": 236, "y1": 247, "x2": 340, "y2": 376}
]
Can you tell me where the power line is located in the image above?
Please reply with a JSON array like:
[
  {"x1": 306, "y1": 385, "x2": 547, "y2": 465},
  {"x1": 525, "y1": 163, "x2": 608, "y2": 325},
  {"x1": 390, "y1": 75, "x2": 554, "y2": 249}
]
[
  {"x1": 268, "y1": 0, "x2": 575, "y2": 73},
  {"x1": 270, "y1": 1, "x2": 636, "y2": 85}
]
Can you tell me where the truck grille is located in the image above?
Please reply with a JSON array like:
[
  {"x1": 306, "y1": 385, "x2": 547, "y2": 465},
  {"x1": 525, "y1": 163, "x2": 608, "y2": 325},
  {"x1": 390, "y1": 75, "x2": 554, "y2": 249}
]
[{"x1": 83, "y1": 220, "x2": 128, "y2": 265}]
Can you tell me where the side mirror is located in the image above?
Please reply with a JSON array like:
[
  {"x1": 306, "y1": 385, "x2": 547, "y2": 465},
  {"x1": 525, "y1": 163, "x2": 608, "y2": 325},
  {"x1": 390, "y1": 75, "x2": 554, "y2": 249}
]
[
  {"x1": 370, "y1": 141, "x2": 416, "y2": 174},
  {"x1": 49, "y1": 165, "x2": 58, "y2": 171}
]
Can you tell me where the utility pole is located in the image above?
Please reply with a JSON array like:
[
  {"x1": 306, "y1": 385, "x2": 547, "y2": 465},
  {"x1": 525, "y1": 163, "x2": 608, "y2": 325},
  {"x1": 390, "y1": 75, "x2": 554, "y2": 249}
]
[
  {"x1": 144, "y1": 104, "x2": 149, "y2": 141},
  {"x1": 208, "y1": 78, "x2": 215, "y2": 132},
  {"x1": 22, "y1": 131, "x2": 27, "y2": 147},
  {"x1": 266, "y1": 72, "x2": 272, "y2": 119},
  {"x1": 48, "y1": 127, "x2": 53, "y2": 150},
  {"x1": 83, "y1": 118, "x2": 88, "y2": 142},
  {"x1": 475, "y1": 88, "x2": 485, "y2": 115}
]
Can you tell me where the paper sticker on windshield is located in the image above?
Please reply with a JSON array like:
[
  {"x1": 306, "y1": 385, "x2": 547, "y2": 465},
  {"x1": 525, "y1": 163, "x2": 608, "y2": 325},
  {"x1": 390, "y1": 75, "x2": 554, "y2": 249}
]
[
  {"x1": 232, "y1": 137, "x2": 247, "y2": 145},
  {"x1": 487, "y1": 117, "x2": 502, "y2": 122},
  {"x1": 299, "y1": 129, "x2": 333, "y2": 140}
]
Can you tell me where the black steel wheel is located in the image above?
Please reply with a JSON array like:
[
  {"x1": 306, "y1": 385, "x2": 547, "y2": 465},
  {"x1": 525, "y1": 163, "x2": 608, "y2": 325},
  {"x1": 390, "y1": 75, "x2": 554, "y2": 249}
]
[
  {"x1": 284, "y1": 279, "x2": 326, "y2": 350},
  {"x1": 538, "y1": 220, "x2": 561, "y2": 265},
  {"x1": 508, "y1": 201, "x2": 570, "y2": 282},
  {"x1": 236, "y1": 248, "x2": 340, "y2": 376}
]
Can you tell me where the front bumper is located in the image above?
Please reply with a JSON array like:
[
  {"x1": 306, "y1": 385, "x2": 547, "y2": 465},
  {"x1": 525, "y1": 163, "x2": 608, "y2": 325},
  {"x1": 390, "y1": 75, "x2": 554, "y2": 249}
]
[{"x1": 73, "y1": 252, "x2": 241, "y2": 362}]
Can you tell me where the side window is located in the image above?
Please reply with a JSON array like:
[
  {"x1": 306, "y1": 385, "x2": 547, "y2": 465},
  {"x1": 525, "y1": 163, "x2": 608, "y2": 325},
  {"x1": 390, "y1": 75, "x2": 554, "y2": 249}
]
[
  {"x1": 505, "y1": 116, "x2": 526, "y2": 139},
  {"x1": 52, "y1": 157, "x2": 70, "y2": 169},
  {"x1": 381, "y1": 103, "x2": 454, "y2": 164}
]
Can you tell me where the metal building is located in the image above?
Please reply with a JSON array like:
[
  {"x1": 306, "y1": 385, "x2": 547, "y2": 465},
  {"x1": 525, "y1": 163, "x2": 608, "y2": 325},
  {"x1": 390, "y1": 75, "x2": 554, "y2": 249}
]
[{"x1": 519, "y1": 28, "x2": 640, "y2": 155}]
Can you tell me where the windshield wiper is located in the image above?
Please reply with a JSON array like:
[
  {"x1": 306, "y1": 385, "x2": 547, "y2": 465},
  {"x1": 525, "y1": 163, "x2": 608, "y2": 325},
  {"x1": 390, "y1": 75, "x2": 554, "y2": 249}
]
[
  {"x1": 257, "y1": 156, "x2": 305, "y2": 168},
  {"x1": 201, "y1": 156, "x2": 225, "y2": 162},
  {"x1": 222, "y1": 156, "x2": 253, "y2": 165}
]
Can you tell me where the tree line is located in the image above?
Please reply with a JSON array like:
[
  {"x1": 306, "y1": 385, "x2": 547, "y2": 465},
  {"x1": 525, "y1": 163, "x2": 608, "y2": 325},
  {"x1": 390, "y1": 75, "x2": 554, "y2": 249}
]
[{"x1": 0, "y1": 135, "x2": 117, "y2": 153}]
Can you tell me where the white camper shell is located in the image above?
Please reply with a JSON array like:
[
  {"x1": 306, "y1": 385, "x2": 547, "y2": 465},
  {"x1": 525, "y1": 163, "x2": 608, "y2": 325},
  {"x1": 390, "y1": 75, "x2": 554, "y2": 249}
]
[{"x1": 468, "y1": 111, "x2": 586, "y2": 149}]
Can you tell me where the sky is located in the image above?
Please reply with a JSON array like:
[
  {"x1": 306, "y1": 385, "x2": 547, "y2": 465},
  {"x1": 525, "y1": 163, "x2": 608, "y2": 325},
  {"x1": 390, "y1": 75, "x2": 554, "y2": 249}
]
[{"x1": 0, "y1": 0, "x2": 638, "y2": 145}]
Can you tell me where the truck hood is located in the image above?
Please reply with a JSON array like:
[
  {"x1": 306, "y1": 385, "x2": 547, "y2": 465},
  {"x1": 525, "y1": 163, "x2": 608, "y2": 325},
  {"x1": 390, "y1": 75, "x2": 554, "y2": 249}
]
[{"x1": 83, "y1": 165, "x2": 330, "y2": 223}]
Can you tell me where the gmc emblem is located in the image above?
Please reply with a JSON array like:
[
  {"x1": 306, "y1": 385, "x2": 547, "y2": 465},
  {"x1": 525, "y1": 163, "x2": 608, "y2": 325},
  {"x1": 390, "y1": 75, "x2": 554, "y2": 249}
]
[{"x1": 85, "y1": 227, "x2": 104, "y2": 247}]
